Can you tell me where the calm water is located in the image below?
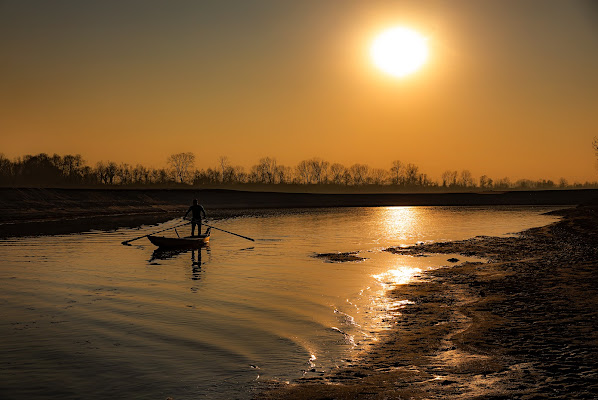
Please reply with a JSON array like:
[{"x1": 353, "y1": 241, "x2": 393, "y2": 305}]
[{"x1": 0, "y1": 206, "x2": 561, "y2": 399}]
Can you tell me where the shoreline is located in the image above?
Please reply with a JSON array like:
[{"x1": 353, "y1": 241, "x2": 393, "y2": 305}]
[
  {"x1": 2, "y1": 187, "x2": 597, "y2": 238},
  {"x1": 257, "y1": 202, "x2": 598, "y2": 399}
]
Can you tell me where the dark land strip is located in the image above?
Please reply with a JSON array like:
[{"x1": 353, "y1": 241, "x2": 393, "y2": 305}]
[
  {"x1": 1, "y1": 187, "x2": 597, "y2": 237},
  {"x1": 257, "y1": 202, "x2": 598, "y2": 399}
]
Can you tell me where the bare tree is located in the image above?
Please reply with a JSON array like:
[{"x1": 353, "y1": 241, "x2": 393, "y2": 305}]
[
  {"x1": 205, "y1": 168, "x2": 221, "y2": 184},
  {"x1": 308, "y1": 158, "x2": 329, "y2": 184},
  {"x1": 390, "y1": 160, "x2": 403, "y2": 185},
  {"x1": 80, "y1": 165, "x2": 96, "y2": 184},
  {"x1": 329, "y1": 163, "x2": 346, "y2": 185},
  {"x1": 96, "y1": 162, "x2": 108, "y2": 184},
  {"x1": 232, "y1": 165, "x2": 247, "y2": 183},
  {"x1": 251, "y1": 157, "x2": 277, "y2": 184},
  {"x1": 105, "y1": 162, "x2": 118, "y2": 184},
  {"x1": 404, "y1": 163, "x2": 419, "y2": 186},
  {"x1": 117, "y1": 163, "x2": 132, "y2": 184},
  {"x1": 219, "y1": 156, "x2": 236, "y2": 183},
  {"x1": 95, "y1": 161, "x2": 118, "y2": 184},
  {"x1": 295, "y1": 160, "x2": 310, "y2": 184},
  {"x1": 441, "y1": 170, "x2": 458, "y2": 187},
  {"x1": 459, "y1": 170, "x2": 474, "y2": 187},
  {"x1": 275, "y1": 165, "x2": 292, "y2": 184},
  {"x1": 149, "y1": 168, "x2": 169, "y2": 184},
  {"x1": 494, "y1": 177, "x2": 511, "y2": 189},
  {"x1": 479, "y1": 175, "x2": 492, "y2": 189},
  {"x1": 167, "y1": 152, "x2": 195, "y2": 183},
  {"x1": 421, "y1": 173, "x2": 435, "y2": 187},
  {"x1": 369, "y1": 168, "x2": 388, "y2": 185},
  {"x1": 539, "y1": 179, "x2": 555, "y2": 188},
  {"x1": 61, "y1": 154, "x2": 84, "y2": 181},
  {"x1": 132, "y1": 164, "x2": 149, "y2": 184},
  {"x1": 516, "y1": 179, "x2": 533, "y2": 189},
  {"x1": 349, "y1": 164, "x2": 369, "y2": 185},
  {"x1": 0, "y1": 154, "x2": 11, "y2": 184},
  {"x1": 342, "y1": 169, "x2": 352, "y2": 186}
]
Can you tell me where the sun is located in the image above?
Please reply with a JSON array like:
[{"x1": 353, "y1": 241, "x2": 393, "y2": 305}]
[{"x1": 370, "y1": 27, "x2": 429, "y2": 78}]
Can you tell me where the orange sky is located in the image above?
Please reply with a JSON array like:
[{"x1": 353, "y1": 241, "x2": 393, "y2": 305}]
[{"x1": 1, "y1": 0, "x2": 597, "y2": 182}]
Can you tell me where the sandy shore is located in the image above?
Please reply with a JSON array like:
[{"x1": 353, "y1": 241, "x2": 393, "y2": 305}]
[{"x1": 257, "y1": 203, "x2": 598, "y2": 399}]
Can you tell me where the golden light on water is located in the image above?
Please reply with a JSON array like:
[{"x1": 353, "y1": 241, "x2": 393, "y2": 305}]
[
  {"x1": 373, "y1": 266, "x2": 423, "y2": 287},
  {"x1": 368, "y1": 207, "x2": 425, "y2": 331},
  {"x1": 370, "y1": 26, "x2": 429, "y2": 77},
  {"x1": 378, "y1": 206, "x2": 419, "y2": 240},
  {"x1": 371, "y1": 266, "x2": 420, "y2": 329}
]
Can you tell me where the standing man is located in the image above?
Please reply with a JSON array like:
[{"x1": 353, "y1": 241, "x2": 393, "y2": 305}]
[{"x1": 184, "y1": 199, "x2": 207, "y2": 237}]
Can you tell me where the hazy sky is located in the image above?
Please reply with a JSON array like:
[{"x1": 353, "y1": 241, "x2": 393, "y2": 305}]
[{"x1": 2, "y1": 0, "x2": 598, "y2": 182}]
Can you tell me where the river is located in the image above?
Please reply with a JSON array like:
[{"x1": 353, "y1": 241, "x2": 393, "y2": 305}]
[{"x1": 0, "y1": 206, "x2": 561, "y2": 399}]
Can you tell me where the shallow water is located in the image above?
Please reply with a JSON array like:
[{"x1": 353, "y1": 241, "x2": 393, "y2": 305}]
[{"x1": 0, "y1": 206, "x2": 561, "y2": 399}]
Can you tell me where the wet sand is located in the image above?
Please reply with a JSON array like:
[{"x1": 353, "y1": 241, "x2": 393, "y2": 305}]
[{"x1": 257, "y1": 203, "x2": 598, "y2": 399}]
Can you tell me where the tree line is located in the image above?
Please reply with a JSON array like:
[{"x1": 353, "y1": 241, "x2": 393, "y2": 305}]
[{"x1": 1, "y1": 152, "x2": 597, "y2": 191}]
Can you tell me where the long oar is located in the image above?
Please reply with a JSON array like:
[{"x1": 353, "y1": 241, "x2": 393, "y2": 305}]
[
  {"x1": 121, "y1": 221, "x2": 190, "y2": 245},
  {"x1": 203, "y1": 223, "x2": 254, "y2": 242}
]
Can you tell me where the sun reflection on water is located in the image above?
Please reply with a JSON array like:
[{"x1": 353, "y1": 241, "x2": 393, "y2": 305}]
[
  {"x1": 368, "y1": 264, "x2": 421, "y2": 330},
  {"x1": 377, "y1": 206, "x2": 421, "y2": 241},
  {"x1": 373, "y1": 266, "x2": 423, "y2": 288}
]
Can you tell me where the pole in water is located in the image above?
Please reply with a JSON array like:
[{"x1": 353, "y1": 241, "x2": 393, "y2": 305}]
[
  {"x1": 121, "y1": 221, "x2": 191, "y2": 245},
  {"x1": 202, "y1": 223, "x2": 254, "y2": 241}
]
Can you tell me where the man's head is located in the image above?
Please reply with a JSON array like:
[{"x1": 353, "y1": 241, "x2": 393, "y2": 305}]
[{"x1": 193, "y1": 199, "x2": 198, "y2": 205}]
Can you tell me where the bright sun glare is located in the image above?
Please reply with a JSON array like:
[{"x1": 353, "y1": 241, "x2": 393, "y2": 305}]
[{"x1": 371, "y1": 27, "x2": 429, "y2": 78}]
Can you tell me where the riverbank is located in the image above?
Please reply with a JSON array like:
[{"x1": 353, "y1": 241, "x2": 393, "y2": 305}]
[
  {"x1": 1, "y1": 187, "x2": 597, "y2": 237},
  {"x1": 257, "y1": 202, "x2": 598, "y2": 399}
]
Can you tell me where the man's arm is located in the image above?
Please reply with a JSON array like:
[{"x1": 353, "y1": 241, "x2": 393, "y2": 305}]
[{"x1": 201, "y1": 205, "x2": 207, "y2": 220}]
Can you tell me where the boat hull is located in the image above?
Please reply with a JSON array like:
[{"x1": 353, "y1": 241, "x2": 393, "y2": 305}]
[{"x1": 147, "y1": 234, "x2": 210, "y2": 249}]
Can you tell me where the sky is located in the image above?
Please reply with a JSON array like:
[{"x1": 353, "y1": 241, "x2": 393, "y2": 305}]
[{"x1": 1, "y1": 0, "x2": 598, "y2": 182}]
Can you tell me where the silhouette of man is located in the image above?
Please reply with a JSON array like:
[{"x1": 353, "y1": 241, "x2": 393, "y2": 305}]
[{"x1": 184, "y1": 199, "x2": 207, "y2": 237}]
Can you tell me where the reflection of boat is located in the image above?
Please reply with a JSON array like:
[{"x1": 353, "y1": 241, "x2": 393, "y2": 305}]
[
  {"x1": 147, "y1": 228, "x2": 210, "y2": 249},
  {"x1": 149, "y1": 248, "x2": 207, "y2": 283},
  {"x1": 149, "y1": 247, "x2": 190, "y2": 261},
  {"x1": 149, "y1": 246, "x2": 207, "y2": 265}
]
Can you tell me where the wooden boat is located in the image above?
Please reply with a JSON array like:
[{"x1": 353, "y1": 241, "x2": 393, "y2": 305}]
[{"x1": 147, "y1": 228, "x2": 210, "y2": 249}]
